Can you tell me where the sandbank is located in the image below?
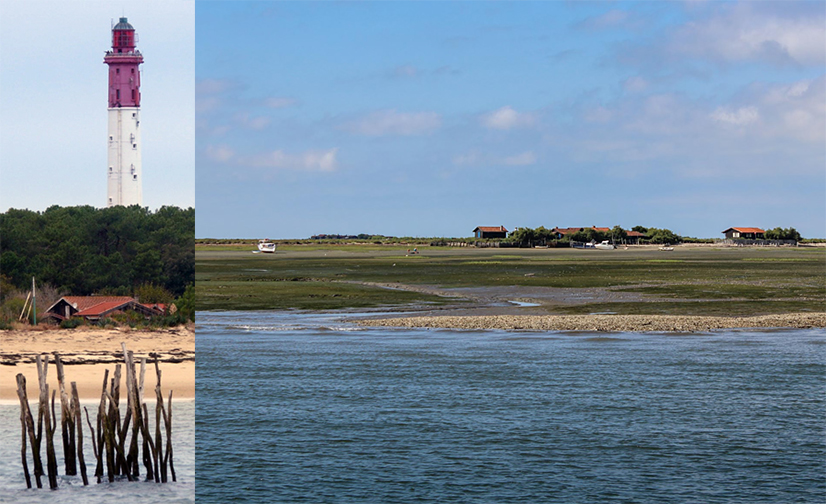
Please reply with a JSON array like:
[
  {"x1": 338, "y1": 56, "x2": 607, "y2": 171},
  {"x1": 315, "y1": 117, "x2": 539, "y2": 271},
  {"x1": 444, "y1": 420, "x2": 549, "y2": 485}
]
[
  {"x1": 0, "y1": 325, "x2": 194, "y2": 400},
  {"x1": 357, "y1": 312, "x2": 826, "y2": 333}
]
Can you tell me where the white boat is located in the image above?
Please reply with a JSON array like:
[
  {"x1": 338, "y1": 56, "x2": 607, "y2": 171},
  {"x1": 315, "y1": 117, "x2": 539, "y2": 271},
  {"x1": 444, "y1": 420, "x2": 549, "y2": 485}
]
[
  {"x1": 257, "y1": 239, "x2": 277, "y2": 253},
  {"x1": 659, "y1": 246, "x2": 674, "y2": 251},
  {"x1": 594, "y1": 240, "x2": 615, "y2": 250}
]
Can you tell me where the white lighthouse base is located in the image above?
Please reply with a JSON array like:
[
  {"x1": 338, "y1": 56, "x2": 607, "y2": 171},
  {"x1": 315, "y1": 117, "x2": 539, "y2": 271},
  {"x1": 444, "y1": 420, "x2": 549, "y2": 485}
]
[{"x1": 107, "y1": 107, "x2": 142, "y2": 207}]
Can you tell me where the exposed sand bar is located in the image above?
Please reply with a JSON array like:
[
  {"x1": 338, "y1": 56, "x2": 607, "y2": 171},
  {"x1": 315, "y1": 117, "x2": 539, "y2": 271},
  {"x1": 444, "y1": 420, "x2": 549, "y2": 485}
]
[
  {"x1": 0, "y1": 325, "x2": 194, "y2": 400},
  {"x1": 1, "y1": 362, "x2": 195, "y2": 401},
  {"x1": 358, "y1": 313, "x2": 826, "y2": 333}
]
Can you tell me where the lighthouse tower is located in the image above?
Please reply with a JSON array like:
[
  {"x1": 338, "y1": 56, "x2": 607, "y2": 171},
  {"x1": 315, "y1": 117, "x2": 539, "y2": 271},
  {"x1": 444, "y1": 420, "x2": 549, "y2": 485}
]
[{"x1": 104, "y1": 17, "x2": 144, "y2": 207}]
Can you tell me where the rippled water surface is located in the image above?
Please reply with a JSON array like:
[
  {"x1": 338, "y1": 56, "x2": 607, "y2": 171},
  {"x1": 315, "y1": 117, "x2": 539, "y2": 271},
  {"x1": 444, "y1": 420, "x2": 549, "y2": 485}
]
[
  {"x1": 0, "y1": 400, "x2": 194, "y2": 503},
  {"x1": 196, "y1": 311, "x2": 825, "y2": 503}
]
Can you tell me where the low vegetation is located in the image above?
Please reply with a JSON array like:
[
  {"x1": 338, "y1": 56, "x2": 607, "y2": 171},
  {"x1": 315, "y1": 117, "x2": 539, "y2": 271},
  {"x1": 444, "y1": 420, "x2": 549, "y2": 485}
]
[
  {"x1": 0, "y1": 205, "x2": 195, "y2": 327},
  {"x1": 196, "y1": 245, "x2": 825, "y2": 315}
]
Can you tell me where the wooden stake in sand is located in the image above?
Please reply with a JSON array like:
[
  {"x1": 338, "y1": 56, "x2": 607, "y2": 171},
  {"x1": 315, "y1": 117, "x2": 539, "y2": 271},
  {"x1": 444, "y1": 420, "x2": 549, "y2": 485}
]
[
  {"x1": 54, "y1": 353, "x2": 78, "y2": 476},
  {"x1": 17, "y1": 343, "x2": 177, "y2": 490},
  {"x1": 15, "y1": 374, "x2": 35, "y2": 489},
  {"x1": 70, "y1": 382, "x2": 89, "y2": 486}
]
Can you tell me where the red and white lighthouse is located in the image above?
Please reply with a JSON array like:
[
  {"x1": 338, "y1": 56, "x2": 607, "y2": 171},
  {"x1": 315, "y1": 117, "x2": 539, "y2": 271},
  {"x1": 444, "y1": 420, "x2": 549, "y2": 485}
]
[{"x1": 104, "y1": 17, "x2": 144, "y2": 207}]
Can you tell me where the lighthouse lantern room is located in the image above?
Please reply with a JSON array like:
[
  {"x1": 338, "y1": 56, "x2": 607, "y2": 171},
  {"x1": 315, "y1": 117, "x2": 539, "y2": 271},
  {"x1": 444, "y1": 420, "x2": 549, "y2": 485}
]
[{"x1": 104, "y1": 17, "x2": 144, "y2": 207}]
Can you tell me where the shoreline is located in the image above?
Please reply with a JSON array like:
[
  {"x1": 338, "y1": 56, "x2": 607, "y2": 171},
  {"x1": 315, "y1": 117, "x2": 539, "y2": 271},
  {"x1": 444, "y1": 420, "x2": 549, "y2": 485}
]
[
  {"x1": 356, "y1": 312, "x2": 826, "y2": 333},
  {"x1": 1, "y1": 325, "x2": 194, "y2": 400}
]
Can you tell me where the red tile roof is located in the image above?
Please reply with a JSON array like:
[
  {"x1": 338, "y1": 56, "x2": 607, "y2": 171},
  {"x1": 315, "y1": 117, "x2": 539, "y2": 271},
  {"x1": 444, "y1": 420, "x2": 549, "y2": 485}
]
[
  {"x1": 474, "y1": 226, "x2": 508, "y2": 233},
  {"x1": 76, "y1": 300, "x2": 134, "y2": 317},
  {"x1": 722, "y1": 227, "x2": 765, "y2": 234},
  {"x1": 59, "y1": 296, "x2": 136, "y2": 312},
  {"x1": 553, "y1": 227, "x2": 584, "y2": 235},
  {"x1": 626, "y1": 231, "x2": 646, "y2": 237}
]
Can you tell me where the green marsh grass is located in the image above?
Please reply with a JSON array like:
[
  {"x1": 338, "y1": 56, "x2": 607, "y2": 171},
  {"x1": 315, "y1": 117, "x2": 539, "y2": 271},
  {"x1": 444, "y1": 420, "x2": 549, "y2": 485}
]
[{"x1": 196, "y1": 246, "x2": 825, "y2": 313}]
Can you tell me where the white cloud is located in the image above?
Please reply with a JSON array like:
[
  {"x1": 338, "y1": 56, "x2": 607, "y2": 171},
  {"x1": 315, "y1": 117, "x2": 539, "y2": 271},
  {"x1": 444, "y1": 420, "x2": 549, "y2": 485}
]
[
  {"x1": 503, "y1": 151, "x2": 537, "y2": 166},
  {"x1": 581, "y1": 9, "x2": 630, "y2": 30},
  {"x1": 623, "y1": 76, "x2": 648, "y2": 93},
  {"x1": 341, "y1": 109, "x2": 441, "y2": 136},
  {"x1": 669, "y1": 4, "x2": 826, "y2": 66},
  {"x1": 244, "y1": 148, "x2": 339, "y2": 172},
  {"x1": 711, "y1": 106, "x2": 759, "y2": 125},
  {"x1": 452, "y1": 150, "x2": 537, "y2": 167},
  {"x1": 196, "y1": 96, "x2": 221, "y2": 114},
  {"x1": 481, "y1": 106, "x2": 535, "y2": 130},
  {"x1": 196, "y1": 78, "x2": 236, "y2": 95},
  {"x1": 235, "y1": 112, "x2": 271, "y2": 130},
  {"x1": 265, "y1": 97, "x2": 298, "y2": 108},
  {"x1": 205, "y1": 145, "x2": 235, "y2": 163},
  {"x1": 391, "y1": 65, "x2": 419, "y2": 78},
  {"x1": 452, "y1": 151, "x2": 480, "y2": 166},
  {"x1": 584, "y1": 106, "x2": 614, "y2": 124}
]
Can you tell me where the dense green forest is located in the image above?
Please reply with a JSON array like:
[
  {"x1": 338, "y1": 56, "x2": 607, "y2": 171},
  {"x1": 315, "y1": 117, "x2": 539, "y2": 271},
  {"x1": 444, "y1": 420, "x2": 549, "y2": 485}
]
[{"x1": 1, "y1": 205, "x2": 194, "y2": 323}]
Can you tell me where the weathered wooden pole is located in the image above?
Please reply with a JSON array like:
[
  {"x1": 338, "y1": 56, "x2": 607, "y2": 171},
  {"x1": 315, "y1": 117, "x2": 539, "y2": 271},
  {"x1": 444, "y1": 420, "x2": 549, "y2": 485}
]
[
  {"x1": 45, "y1": 389, "x2": 58, "y2": 489},
  {"x1": 93, "y1": 369, "x2": 109, "y2": 483},
  {"x1": 71, "y1": 383, "x2": 89, "y2": 486},
  {"x1": 54, "y1": 353, "x2": 78, "y2": 475},
  {"x1": 36, "y1": 355, "x2": 58, "y2": 489},
  {"x1": 15, "y1": 374, "x2": 32, "y2": 489},
  {"x1": 84, "y1": 406, "x2": 101, "y2": 484},
  {"x1": 104, "y1": 390, "x2": 133, "y2": 481},
  {"x1": 34, "y1": 355, "x2": 46, "y2": 484},
  {"x1": 154, "y1": 360, "x2": 166, "y2": 482},
  {"x1": 164, "y1": 390, "x2": 176, "y2": 482}
]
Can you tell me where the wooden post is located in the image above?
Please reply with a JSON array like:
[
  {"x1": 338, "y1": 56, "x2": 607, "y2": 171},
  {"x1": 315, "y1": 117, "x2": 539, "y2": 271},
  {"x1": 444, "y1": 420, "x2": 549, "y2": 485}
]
[
  {"x1": 45, "y1": 389, "x2": 58, "y2": 489},
  {"x1": 71, "y1": 383, "x2": 89, "y2": 486},
  {"x1": 84, "y1": 406, "x2": 101, "y2": 484},
  {"x1": 164, "y1": 390, "x2": 176, "y2": 482},
  {"x1": 94, "y1": 368, "x2": 109, "y2": 483},
  {"x1": 154, "y1": 359, "x2": 166, "y2": 482},
  {"x1": 18, "y1": 291, "x2": 31, "y2": 321},
  {"x1": 36, "y1": 355, "x2": 58, "y2": 489},
  {"x1": 54, "y1": 353, "x2": 77, "y2": 475},
  {"x1": 15, "y1": 374, "x2": 32, "y2": 489}
]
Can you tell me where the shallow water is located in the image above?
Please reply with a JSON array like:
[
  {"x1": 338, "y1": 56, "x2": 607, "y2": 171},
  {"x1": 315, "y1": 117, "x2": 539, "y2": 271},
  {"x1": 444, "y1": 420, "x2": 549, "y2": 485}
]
[
  {"x1": 195, "y1": 311, "x2": 826, "y2": 503},
  {"x1": 0, "y1": 399, "x2": 194, "y2": 503}
]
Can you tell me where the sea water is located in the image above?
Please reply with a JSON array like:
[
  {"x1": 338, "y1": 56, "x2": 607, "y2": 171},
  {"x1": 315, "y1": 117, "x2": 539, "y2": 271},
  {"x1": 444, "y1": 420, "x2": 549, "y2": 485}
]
[
  {"x1": 0, "y1": 399, "x2": 194, "y2": 503},
  {"x1": 195, "y1": 311, "x2": 825, "y2": 503}
]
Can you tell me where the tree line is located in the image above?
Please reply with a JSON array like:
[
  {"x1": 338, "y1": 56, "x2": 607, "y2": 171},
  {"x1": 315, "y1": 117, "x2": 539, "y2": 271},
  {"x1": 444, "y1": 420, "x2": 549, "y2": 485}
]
[
  {"x1": 506, "y1": 226, "x2": 681, "y2": 247},
  {"x1": 1, "y1": 205, "x2": 194, "y2": 321}
]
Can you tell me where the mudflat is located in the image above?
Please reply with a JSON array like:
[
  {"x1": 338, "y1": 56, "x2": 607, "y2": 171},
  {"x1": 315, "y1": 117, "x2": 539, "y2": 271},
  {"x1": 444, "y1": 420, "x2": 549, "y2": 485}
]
[{"x1": 197, "y1": 243, "x2": 825, "y2": 316}]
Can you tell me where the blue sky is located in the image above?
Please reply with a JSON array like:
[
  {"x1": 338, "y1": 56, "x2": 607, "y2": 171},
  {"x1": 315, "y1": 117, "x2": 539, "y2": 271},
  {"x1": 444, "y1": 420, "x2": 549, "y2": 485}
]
[
  {"x1": 196, "y1": 1, "x2": 825, "y2": 239},
  {"x1": 0, "y1": 0, "x2": 194, "y2": 211}
]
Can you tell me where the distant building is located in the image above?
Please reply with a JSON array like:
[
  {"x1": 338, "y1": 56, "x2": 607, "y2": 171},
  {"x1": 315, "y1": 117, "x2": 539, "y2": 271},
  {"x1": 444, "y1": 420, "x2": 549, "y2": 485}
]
[
  {"x1": 473, "y1": 226, "x2": 508, "y2": 239},
  {"x1": 626, "y1": 230, "x2": 646, "y2": 244},
  {"x1": 44, "y1": 296, "x2": 164, "y2": 323},
  {"x1": 722, "y1": 227, "x2": 765, "y2": 239}
]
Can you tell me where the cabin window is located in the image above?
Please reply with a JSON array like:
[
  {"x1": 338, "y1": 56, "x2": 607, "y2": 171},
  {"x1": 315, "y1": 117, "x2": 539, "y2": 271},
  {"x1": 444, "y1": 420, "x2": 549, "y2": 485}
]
[
  {"x1": 116, "y1": 68, "x2": 120, "y2": 74},
  {"x1": 116, "y1": 89, "x2": 120, "y2": 99}
]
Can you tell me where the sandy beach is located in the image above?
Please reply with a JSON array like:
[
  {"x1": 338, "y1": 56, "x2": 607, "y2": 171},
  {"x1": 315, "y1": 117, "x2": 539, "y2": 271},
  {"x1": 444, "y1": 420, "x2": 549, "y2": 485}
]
[
  {"x1": 0, "y1": 325, "x2": 194, "y2": 400},
  {"x1": 357, "y1": 312, "x2": 826, "y2": 333}
]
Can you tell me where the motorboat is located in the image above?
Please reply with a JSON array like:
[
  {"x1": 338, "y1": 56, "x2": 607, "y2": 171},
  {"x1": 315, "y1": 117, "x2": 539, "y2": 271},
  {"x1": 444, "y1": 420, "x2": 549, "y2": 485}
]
[
  {"x1": 594, "y1": 240, "x2": 615, "y2": 250},
  {"x1": 659, "y1": 246, "x2": 674, "y2": 251},
  {"x1": 257, "y1": 239, "x2": 277, "y2": 253}
]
